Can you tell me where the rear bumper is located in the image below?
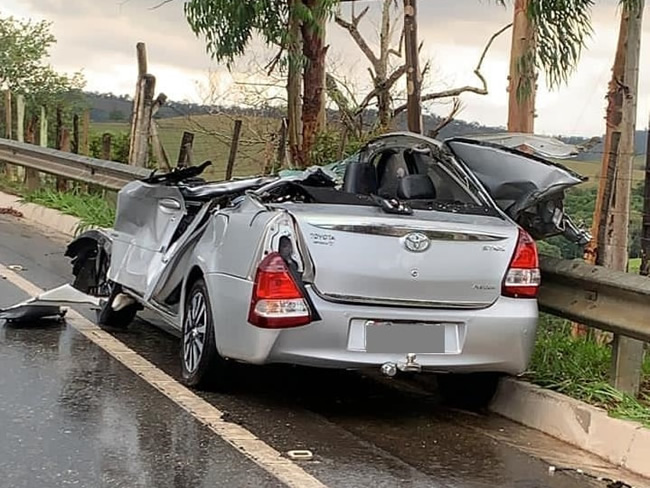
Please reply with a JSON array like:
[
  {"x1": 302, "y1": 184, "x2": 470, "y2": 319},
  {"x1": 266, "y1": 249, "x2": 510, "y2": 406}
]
[
  {"x1": 268, "y1": 290, "x2": 537, "y2": 375},
  {"x1": 209, "y1": 273, "x2": 538, "y2": 376}
]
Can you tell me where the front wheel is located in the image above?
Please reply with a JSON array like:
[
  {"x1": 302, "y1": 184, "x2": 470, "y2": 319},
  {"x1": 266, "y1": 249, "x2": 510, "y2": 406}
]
[
  {"x1": 180, "y1": 279, "x2": 230, "y2": 390},
  {"x1": 97, "y1": 283, "x2": 139, "y2": 329},
  {"x1": 436, "y1": 372, "x2": 502, "y2": 410}
]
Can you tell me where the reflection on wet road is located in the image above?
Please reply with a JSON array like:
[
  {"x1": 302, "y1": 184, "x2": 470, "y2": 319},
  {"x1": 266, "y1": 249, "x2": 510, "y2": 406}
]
[{"x1": 0, "y1": 214, "x2": 646, "y2": 488}]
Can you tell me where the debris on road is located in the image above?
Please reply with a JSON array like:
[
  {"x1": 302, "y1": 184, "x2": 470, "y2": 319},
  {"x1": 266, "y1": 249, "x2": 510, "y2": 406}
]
[
  {"x1": 286, "y1": 450, "x2": 314, "y2": 461},
  {"x1": 0, "y1": 207, "x2": 24, "y2": 218},
  {"x1": 7, "y1": 264, "x2": 26, "y2": 272}
]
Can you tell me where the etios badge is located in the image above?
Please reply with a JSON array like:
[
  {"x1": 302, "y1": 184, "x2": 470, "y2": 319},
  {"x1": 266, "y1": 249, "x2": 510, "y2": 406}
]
[{"x1": 403, "y1": 232, "x2": 430, "y2": 253}]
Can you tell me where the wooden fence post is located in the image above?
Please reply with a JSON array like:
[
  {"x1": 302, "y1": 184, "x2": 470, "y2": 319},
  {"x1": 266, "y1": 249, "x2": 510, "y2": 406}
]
[
  {"x1": 4, "y1": 90, "x2": 12, "y2": 140},
  {"x1": 0, "y1": 90, "x2": 9, "y2": 176},
  {"x1": 72, "y1": 114, "x2": 80, "y2": 154},
  {"x1": 40, "y1": 107, "x2": 48, "y2": 148},
  {"x1": 16, "y1": 94, "x2": 25, "y2": 143},
  {"x1": 225, "y1": 119, "x2": 243, "y2": 180},
  {"x1": 81, "y1": 109, "x2": 90, "y2": 156},
  {"x1": 128, "y1": 43, "x2": 147, "y2": 160},
  {"x1": 150, "y1": 93, "x2": 170, "y2": 171},
  {"x1": 276, "y1": 118, "x2": 288, "y2": 170},
  {"x1": 24, "y1": 110, "x2": 41, "y2": 191},
  {"x1": 102, "y1": 133, "x2": 112, "y2": 160},
  {"x1": 56, "y1": 128, "x2": 71, "y2": 191},
  {"x1": 55, "y1": 107, "x2": 63, "y2": 150},
  {"x1": 129, "y1": 74, "x2": 156, "y2": 167},
  {"x1": 177, "y1": 131, "x2": 194, "y2": 168}
]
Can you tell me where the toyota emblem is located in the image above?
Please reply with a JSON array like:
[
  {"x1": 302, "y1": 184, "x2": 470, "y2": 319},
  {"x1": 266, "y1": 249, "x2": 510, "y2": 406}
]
[{"x1": 403, "y1": 232, "x2": 430, "y2": 253}]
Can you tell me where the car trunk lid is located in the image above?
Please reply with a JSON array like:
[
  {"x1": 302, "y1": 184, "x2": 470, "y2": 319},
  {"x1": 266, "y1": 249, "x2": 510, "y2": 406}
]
[{"x1": 289, "y1": 205, "x2": 519, "y2": 309}]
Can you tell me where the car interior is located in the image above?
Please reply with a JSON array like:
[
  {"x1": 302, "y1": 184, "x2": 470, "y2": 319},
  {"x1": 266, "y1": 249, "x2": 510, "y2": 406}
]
[{"x1": 342, "y1": 146, "x2": 475, "y2": 205}]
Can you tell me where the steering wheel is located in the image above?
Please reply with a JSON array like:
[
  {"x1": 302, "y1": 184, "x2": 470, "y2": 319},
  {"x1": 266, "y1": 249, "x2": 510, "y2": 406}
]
[{"x1": 143, "y1": 160, "x2": 212, "y2": 185}]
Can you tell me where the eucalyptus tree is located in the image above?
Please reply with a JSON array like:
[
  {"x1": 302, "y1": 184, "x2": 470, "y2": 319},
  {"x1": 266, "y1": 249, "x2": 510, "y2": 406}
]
[{"x1": 184, "y1": 0, "x2": 338, "y2": 167}]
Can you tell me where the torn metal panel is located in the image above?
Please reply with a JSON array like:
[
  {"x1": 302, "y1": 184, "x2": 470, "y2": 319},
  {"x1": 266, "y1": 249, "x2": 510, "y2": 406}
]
[
  {"x1": 0, "y1": 284, "x2": 101, "y2": 323},
  {"x1": 460, "y1": 133, "x2": 580, "y2": 159}
]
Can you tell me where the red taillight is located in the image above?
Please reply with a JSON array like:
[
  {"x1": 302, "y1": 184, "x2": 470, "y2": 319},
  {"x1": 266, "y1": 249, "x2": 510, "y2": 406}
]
[
  {"x1": 248, "y1": 252, "x2": 312, "y2": 328},
  {"x1": 502, "y1": 229, "x2": 541, "y2": 299}
]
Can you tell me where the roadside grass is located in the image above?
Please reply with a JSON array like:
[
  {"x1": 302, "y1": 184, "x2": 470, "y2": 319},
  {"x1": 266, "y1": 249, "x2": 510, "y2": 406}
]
[
  {"x1": 0, "y1": 174, "x2": 116, "y2": 233},
  {"x1": 528, "y1": 315, "x2": 650, "y2": 427},
  {"x1": 21, "y1": 188, "x2": 115, "y2": 233},
  {"x1": 629, "y1": 257, "x2": 641, "y2": 273}
]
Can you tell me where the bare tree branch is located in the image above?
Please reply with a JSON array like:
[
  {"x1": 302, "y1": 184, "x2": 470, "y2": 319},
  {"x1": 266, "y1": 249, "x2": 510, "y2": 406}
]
[
  {"x1": 388, "y1": 27, "x2": 405, "y2": 58},
  {"x1": 326, "y1": 73, "x2": 359, "y2": 135},
  {"x1": 354, "y1": 64, "x2": 406, "y2": 115},
  {"x1": 149, "y1": 0, "x2": 173, "y2": 9},
  {"x1": 265, "y1": 47, "x2": 285, "y2": 76},
  {"x1": 393, "y1": 22, "x2": 512, "y2": 117},
  {"x1": 428, "y1": 98, "x2": 462, "y2": 139},
  {"x1": 335, "y1": 7, "x2": 379, "y2": 68}
]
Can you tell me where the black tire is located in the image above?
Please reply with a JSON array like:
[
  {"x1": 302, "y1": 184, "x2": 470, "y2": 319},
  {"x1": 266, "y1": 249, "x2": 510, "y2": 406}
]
[
  {"x1": 436, "y1": 372, "x2": 502, "y2": 410},
  {"x1": 97, "y1": 283, "x2": 139, "y2": 329},
  {"x1": 180, "y1": 279, "x2": 230, "y2": 390}
]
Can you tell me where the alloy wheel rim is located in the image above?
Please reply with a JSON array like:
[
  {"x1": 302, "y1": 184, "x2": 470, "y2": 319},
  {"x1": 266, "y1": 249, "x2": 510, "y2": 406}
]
[{"x1": 183, "y1": 290, "x2": 207, "y2": 374}]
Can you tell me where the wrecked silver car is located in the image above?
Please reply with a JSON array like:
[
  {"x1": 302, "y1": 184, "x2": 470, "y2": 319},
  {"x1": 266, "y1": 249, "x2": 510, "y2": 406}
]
[{"x1": 0, "y1": 132, "x2": 588, "y2": 397}]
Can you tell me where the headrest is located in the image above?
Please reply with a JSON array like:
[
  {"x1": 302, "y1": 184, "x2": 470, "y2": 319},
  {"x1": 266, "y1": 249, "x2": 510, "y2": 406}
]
[
  {"x1": 342, "y1": 161, "x2": 378, "y2": 195},
  {"x1": 397, "y1": 174, "x2": 437, "y2": 200}
]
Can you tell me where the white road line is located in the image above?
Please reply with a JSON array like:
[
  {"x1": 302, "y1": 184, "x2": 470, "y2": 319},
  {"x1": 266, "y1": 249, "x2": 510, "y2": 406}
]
[{"x1": 0, "y1": 263, "x2": 328, "y2": 488}]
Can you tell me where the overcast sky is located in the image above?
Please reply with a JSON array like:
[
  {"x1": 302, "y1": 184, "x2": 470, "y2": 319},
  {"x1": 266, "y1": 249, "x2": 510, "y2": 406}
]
[{"x1": 4, "y1": 0, "x2": 650, "y2": 137}]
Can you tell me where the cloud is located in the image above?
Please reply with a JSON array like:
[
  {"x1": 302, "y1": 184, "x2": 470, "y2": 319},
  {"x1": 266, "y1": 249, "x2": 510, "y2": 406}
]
[{"x1": 4, "y1": 0, "x2": 650, "y2": 136}]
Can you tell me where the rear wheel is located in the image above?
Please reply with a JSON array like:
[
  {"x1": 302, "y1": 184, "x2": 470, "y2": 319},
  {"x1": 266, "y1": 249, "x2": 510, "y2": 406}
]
[
  {"x1": 436, "y1": 372, "x2": 502, "y2": 410},
  {"x1": 180, "y1": 279, "x2": 230, "y2": 390}
]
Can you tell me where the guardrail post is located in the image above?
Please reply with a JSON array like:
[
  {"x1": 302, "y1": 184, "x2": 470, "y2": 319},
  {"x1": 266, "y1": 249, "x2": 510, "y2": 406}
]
[{"x1": 611, "y1": 336, "x2": 645, "y2": 395}]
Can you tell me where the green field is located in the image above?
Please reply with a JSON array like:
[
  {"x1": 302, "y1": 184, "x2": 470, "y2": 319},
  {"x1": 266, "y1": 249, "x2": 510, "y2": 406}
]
[
  {"x1": 629, "y1": 257, "x2": 641, "y2": 273},
  {"x1": 558, "y1": 159, "x2": 646, "y2": 189},
  {"x1": 93, "y1": 114, "x2": 281, "y2": 181}
]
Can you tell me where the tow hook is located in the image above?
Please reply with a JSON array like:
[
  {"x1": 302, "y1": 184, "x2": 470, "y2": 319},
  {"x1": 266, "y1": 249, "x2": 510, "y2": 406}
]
[
  {"x1": 380, "y1": 354, "x2": 422, "y2": 377},
  {"x1": 398, "y1": 353, "x2": 422, "y2": 373}
]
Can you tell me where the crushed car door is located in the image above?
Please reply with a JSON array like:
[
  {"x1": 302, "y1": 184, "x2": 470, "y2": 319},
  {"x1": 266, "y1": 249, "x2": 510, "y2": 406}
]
[
  {"x1": 109, "y1": 182, "x2": 186, "y2": 295},
  {"x1": 444, "y1": 137, "x2": 587, "y2": 241}
]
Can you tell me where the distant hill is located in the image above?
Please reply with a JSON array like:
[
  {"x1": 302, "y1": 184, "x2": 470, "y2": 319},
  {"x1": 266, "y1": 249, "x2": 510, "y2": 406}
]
[{"x1": 84, "y1": 91, "x2": 648, "y2": 163}]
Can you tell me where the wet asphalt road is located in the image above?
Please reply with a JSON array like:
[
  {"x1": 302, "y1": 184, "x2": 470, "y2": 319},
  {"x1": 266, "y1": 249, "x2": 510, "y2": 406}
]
[{"x1": 0, "y1": 214, "x2": 646, "y2": 488}]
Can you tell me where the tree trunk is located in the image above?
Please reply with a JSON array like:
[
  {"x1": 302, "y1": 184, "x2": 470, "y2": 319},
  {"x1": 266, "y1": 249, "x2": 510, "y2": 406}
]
[
  {"x1": 580, "y1": 2, "x2": 645, "y2": 394},
  {"x1": 300, "y1": 0, "x2": 328, "y2": 168},
  {"x1": 607, "y1": 1, "x2": 644, "y2": 396},
  {"x1": 376, "y1": 0, "x2": 393, "y2": 131},
  {"x1": 288, "y1": 0, "x2": 303, "y2": 167},
  {"x1": 585, "y1": 12, "x2": 628, "y2": 268},
  {"x1": 507, "y1": 0, "x2": 536, "y2": 133},
  {"x1": 404, "y1": 0, "x2": 422, "y2": 133}
]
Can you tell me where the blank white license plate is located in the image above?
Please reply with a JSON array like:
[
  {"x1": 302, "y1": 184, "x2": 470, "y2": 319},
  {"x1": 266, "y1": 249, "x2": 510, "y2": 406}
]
[{"x1": 365, "y1": 322, "x2": 445, "y2": 354}]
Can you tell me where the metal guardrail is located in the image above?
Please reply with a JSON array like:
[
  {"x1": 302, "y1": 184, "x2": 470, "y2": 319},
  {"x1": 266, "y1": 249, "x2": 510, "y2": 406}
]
[
  {"x1": 539, "y1": 256, "x2": 650, "y2": 343},
  {"x1": 0, "y1": 138, "x2": 150, "y2": 191}
]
